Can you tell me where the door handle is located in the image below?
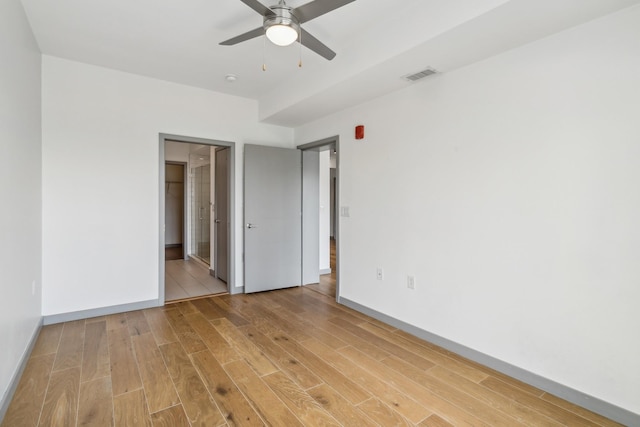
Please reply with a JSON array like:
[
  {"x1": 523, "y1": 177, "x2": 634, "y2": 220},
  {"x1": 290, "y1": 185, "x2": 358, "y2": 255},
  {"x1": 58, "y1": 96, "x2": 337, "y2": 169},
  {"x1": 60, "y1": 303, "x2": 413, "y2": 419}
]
[
  {"x1": 246, "y1": 223, "x2": 257, "y2": 229},
  {"x1": 214, "y1": 219, "x2": 221, "y2": 223}
]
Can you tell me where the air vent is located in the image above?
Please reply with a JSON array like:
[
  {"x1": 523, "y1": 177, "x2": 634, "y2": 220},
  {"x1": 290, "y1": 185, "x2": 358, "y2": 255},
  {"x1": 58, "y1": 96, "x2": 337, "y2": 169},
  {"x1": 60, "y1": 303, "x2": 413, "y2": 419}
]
[{"x1": 402, "y1": 67, "x2": 438, "y2": 82}]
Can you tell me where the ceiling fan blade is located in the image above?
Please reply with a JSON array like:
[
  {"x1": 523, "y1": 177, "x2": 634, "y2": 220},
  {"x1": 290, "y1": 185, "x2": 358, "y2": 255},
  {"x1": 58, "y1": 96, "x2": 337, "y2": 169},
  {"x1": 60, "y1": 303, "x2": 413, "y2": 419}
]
[
  {"x1": 293, "y1": 0, "x2": 356, "y2": 24},
  {"x1": 220, "y1": 27, "x2": 264, "y2": 45},
  {"x1": 239, "y1": 0, "x2": 275, "y2": 17},
  {"x1": 300, "y1": 28, "x2": 336, "y2": 60}
]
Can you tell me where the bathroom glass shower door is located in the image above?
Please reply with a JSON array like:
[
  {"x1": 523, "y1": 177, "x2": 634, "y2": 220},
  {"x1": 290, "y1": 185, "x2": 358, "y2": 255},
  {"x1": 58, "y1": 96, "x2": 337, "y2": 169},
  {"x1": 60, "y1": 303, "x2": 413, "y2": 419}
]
[{"x1": 191, "y1": 162, "x2": 211, "y2": 264}]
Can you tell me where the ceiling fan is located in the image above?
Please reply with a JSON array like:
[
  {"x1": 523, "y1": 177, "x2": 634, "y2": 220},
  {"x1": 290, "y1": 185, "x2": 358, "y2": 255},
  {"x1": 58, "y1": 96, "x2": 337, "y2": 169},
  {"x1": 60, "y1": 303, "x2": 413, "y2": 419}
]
[{"x1": 220, "y1": 0, "x2": 356, "y2": 60}]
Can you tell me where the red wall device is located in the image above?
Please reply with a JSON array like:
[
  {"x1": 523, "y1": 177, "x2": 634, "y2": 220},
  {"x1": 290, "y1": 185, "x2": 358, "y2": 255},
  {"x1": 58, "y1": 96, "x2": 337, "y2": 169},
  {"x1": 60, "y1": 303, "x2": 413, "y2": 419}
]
[{"x1": 355, "y1": 125, "x2": 365, "y2": 140}]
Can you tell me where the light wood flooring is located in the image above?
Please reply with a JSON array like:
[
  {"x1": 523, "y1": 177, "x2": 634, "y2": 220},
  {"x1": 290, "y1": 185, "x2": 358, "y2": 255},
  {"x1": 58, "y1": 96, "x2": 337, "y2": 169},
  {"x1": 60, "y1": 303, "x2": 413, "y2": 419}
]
[
  {"x1": 2, "y1": 286, "x2": 622, "y2": 426},
  {"x1": 166, "y1": 258, "x2": 227, "y2": 302}
]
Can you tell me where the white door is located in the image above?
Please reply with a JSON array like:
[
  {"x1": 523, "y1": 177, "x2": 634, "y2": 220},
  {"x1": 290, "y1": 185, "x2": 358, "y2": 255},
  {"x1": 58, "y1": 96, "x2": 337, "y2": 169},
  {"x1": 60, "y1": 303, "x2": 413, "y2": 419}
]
[{"x1": 244, "y1": 144, "x2": 301, "y2": 293}]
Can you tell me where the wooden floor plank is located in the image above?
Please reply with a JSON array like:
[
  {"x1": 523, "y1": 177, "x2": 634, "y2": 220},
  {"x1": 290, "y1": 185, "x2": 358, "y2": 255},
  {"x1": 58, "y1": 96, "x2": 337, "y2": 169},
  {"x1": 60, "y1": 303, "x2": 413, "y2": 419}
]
[
  {"x1": 340, "y1": 346, "x2": 492, "y2": 426},
  {"x1": 208, "y1": 297, "x2": 250, "y2": 327},
  {"x1": 1, "y1": 353, "x2": 55, "y2": 427},
  {"x1": 131, "y1": 332, "x2": 180, "y2": 414},
  {"x1": 382, "y1": 355, "x2": 521, "y2": 426},
  {"x1": 237, "y1": 301, "x2": 311, "y2": 342},
  {"x1": 301, "y1": 338, "x2": 431, "y2": 423},
  {"x1": 269, "y1": 332, "x2": 370, "y2": 405},
  {"x1": 223, "y1": 360, "x2": 304, "y2": 427},
  {"x1": 81, "y1": 320, "x2": 110, "y2": 383},
  {"x1": 331, "y1": 317, "x2": 436, "y2": 371},
  {"x1": 212, "y1": 318, "x2": 278, "y2": 377},
  {"x1": 190, "y1": 350, "x2": 264, "y2": 427},
  {"x1": 190, "y1": 298, "x2": 227, "y2": 320},
  {"x1": 52, "y1": 320, "x2": 85, "y2": 371},
  {"x1": 159, "y1": 341, "x2": 225, "y2": 427},
  {"x1": 143, "y1": 308, "x2": 179, "y2": 346},
  {"x1": 427, "y1": 365, "x2": 564, "y2": 427},
  {"x1": 540, "y1": 392, "x2": 624, "y2": 427},
  {"x1": 38, "y1": 366, "x2": 80, "y2": 427},
  {"x1": 150, "y1": 405, "x2": 191, "y2": 427},
  {"x1": 106, "y1": 313, "x2": 128, "y2": 331},
  {"x1": 30, "y1": 324, "x2": 63, "y2": 357},
  {"x1": 419, "y1": 413, "x2": 455, "y2": 427},
  {"x1": 364, "y1": 324, "x2": 490, "y2": 383},
  {"x1": 307, "y1": 383, "x2": 379, "y2": 427},
  {"x1": 108, "y1": 326, "x2": 142, "y2": 396},
  {"x1": 261, "y1": 291, "x2": 307, "y2": 315},
  {"x1": 357, "y1": 397, "x2": 413, "y2": 427},
  {"x1": 262, "y1": 371, "x2": 340, "y2": 426},
  {"x1": 113, "y1": 389, "x2": 152, "y2": 427},
  {"x1": 238, "y1": 325, "x2": 323, "y2": 390},
  {"x1": 184, "y1": 312, "x2": 241, "y2": 365},
  {"x1": 296, "y1": 311, "x2": 391, "y2": 360},
  {"x1": 164, "y1": 308, "x2": 208, "y2": 354},
  {"x1": 77, "y1": 376, "x2": 114, "y2": 426},
  {"x1": 173, "y1": 301, "x2": 199, "y2": 316},
  {"x1": 126, "y1": 310, "x2": 151, "y2": 337},
  {"x1": 480, "y1": 376, "x2": 601, "y2": 427},
  {"x1": 264, "y1": 297, "x2": 351, "y2": 350}
]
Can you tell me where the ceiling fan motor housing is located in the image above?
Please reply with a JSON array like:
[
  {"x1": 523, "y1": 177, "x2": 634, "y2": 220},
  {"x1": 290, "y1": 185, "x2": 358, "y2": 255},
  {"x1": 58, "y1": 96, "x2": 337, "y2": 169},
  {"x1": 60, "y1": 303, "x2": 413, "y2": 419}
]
[{"x1": 264, "y1": 4, "x2": 300, "y2": 40}]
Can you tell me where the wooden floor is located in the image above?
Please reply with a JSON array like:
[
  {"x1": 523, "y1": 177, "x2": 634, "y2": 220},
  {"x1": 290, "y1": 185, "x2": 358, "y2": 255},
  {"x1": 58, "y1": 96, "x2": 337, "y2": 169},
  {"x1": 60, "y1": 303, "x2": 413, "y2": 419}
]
[{"x1": 2, "y1": 286, "x2": 622, "y2": 427}]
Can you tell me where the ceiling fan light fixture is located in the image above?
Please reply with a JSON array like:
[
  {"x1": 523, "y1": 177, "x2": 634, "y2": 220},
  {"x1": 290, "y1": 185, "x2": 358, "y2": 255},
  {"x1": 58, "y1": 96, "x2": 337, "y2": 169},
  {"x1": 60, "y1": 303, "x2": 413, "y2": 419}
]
[{"x1": 265, "y1": 23, "x2": 298, "y2": 46}]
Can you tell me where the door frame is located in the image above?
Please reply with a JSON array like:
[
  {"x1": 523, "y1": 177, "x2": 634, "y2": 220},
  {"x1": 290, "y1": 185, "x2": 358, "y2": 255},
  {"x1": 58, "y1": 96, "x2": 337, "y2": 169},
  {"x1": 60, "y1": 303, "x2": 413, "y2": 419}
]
[
  {"x1": 297, "y1": 135, "x2": 340, "y2": 302},
  {"x1": 159, "y1": 133, "x2": 237, "y2": 304}
]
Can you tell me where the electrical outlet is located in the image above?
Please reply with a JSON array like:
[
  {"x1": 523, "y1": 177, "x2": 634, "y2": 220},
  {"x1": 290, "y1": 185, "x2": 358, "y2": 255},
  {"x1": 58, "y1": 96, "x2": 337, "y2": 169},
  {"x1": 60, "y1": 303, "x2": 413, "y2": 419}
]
[
  {"x1": 407, "y1": 275, "x2": 415, "y2": 290},
  {"x1": 376, "y1": 267, "x2": 384, "y2": 280}
]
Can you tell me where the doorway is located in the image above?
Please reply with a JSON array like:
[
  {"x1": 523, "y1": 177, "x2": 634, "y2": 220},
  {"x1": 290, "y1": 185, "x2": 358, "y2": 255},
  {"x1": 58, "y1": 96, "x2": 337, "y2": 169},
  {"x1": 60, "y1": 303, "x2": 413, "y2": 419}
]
[
  {"x1": 159, "y1": 134, "x2": 236, "y2": 303},
  {"x1": 298, "y1": 137, "x2": 340, "y2": 301}
]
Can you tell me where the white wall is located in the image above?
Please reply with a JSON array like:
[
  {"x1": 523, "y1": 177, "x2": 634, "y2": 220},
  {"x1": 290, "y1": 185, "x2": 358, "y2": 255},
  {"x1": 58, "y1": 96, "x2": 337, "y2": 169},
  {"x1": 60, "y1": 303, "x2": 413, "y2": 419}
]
[
  {"x1": 42, "y1": 56, "x2": 294, "y2": 316},
  {"x1": 319, "y1": 151, "x2": 331, "y2": 272},
  {"x1": 0, "y1": 0, "x2": 42, "y2": 408},
  {"x1": 295, "y1": 5, "x2": 640, "y2": 415}
]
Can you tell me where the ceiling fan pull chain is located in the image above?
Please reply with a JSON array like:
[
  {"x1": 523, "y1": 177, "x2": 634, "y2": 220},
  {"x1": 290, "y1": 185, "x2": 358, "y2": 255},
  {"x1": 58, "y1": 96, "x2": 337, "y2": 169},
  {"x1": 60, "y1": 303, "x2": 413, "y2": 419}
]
[{"x1": 262, "y1": 34, "x2": 267, "y2": 71}]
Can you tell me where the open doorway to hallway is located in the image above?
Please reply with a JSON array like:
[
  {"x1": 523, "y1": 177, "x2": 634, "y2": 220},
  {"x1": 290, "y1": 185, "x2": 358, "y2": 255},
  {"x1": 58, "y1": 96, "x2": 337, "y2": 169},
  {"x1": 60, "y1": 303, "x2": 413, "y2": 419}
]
[
  {"x1": 163, "y1": 139, "x2": 231, "y2": 302},
  {"x1": 300, "y1": 140, "x2": 339, "y2": 299}
]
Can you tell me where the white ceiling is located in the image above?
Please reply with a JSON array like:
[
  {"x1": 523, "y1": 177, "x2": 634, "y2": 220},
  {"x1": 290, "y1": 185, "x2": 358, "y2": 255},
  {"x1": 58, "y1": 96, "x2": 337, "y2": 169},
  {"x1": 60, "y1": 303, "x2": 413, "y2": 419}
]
[{"x1": 20, "y1": 0, "x2": 640, "y2": 127}]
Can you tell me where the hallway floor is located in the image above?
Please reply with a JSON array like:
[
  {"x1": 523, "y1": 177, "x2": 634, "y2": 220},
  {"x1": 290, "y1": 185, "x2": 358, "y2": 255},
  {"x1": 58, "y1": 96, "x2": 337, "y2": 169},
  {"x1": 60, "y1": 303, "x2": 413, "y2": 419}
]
[
  {"x1": 306, "y1": 238, "x2": 337, "y2": 298},
  {"x1": 165, "y1": 259, "x2": 227, "y2": 302}
]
